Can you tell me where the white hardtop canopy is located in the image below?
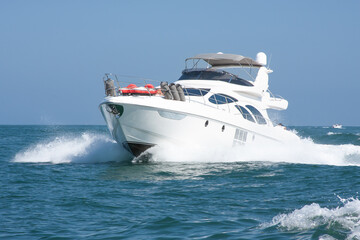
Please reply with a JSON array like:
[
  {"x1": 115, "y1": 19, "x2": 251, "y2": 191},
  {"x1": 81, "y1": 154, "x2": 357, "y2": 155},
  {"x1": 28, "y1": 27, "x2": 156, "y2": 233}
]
[{"x1": 186, "y1": 52, "x2": 264, "y2": 68}]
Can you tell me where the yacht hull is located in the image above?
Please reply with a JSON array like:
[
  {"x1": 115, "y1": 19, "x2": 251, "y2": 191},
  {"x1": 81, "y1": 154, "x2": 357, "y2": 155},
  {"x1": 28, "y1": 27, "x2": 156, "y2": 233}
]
[{"x1": 99, "y1": 96, "x2": 298, "y2": 158}]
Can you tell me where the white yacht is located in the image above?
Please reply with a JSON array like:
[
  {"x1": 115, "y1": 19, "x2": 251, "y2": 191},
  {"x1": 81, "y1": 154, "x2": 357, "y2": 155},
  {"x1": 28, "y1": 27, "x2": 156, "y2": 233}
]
[{"x1": 99, "y1": 52, "x2": 299, "y2": 157}]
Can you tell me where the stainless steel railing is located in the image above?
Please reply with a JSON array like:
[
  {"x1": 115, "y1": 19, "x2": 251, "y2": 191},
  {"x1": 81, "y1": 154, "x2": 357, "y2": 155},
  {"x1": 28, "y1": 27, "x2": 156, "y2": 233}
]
[
  {"x1": 267, "y1": 89, "x2": 284, "y2": 101},
  {"x1": 103, "y1": 73, "x2": 273, "y2": 126}
]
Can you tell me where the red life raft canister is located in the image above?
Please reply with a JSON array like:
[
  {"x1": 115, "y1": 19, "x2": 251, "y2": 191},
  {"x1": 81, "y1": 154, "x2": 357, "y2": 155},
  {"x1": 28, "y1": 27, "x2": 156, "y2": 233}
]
[{"x1": 119, "y1": 84, "x2": 157, "y2": 95}]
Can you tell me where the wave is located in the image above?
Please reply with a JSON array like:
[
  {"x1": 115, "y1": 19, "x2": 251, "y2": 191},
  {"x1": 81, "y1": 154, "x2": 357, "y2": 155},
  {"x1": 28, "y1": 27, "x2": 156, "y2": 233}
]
[
  {"x1": 327, "y1": 131, "x2": 360, "y2": 137},
  {"x1": 12, "y1": 130, "x2": 360, "y2": 166},
  {"x1": 327, "y1": 132, "x2": 338, "y2": 136},
  {"x1": 262, "y1": 196, "x2": 360, "y2": 239},
  {"x1": 12, "y1": 133, "x2": 132, "y2": 164},
  {"x1": 145, "y1": 137, "x2": 360, "y2": 166}
]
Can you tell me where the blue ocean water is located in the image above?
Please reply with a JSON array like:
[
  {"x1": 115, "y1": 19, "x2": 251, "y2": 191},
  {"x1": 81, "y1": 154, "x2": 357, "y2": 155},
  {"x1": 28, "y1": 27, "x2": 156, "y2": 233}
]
[{"x1": 1, "y1": 125, "x2": 360, "y2": 239}]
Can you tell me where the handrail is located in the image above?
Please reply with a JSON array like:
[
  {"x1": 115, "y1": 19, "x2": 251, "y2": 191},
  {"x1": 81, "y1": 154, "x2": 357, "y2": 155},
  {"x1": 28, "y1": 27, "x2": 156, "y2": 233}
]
[
  {"x1": 103, "y1": 73, "x2": 274, "y2": 126},
  {"x1": 106, "y1": 74, "x2": 162, "y2": 97},
  {"x1": 267, "y1": 89, "x2": 284, "y2": 101}
]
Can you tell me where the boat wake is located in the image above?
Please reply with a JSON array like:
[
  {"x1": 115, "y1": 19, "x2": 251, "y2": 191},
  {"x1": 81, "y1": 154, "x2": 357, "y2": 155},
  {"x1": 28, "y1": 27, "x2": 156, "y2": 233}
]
[
  {"x1": 145, "y1": 137, "x2": 360, "y2": 166},
  {"x1": 262, "y1": 196, "x2": 360, "y2": 239},
  {"x1": 12, "y1": 133, "x2": 360, "y2": 166},
  {"x1": 12, "y1": 133, "x2": 131, "y2": 164}
]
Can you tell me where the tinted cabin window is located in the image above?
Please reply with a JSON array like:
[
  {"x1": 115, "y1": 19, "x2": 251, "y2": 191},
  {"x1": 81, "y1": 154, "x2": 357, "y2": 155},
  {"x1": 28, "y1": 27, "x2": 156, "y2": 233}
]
[
  {"x1": 235, "y1": 105, "x2": 255, "y2": 123},
  {"x1": 200, "y1": 71, "x2": 230, "y2": 81},
  {"x1": 180, "y1": 71, "x2": 201, "y2": 80},
  {"x1": 179, "y1": 69, "x2": 253, "y2": 87},
  {"x1": 183, "y1": 88, "x2": 210, "y2": 96},
  {"x1": 208, "y1": 94, "x2": 238, "y2": 105},
  {"x1": 245, "y1": 105, "x2": 267, "y2": 124}
]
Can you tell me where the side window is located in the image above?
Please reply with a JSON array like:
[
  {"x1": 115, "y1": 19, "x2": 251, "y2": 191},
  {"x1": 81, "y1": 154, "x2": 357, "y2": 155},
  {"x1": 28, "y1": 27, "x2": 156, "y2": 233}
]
[
  {"x1": 183, "y1": 88, "x2": 210, "y2": 96},
  {"x1": 229, "y1": 78, "x2": 254, "y2": 86},
  {"x1": 245, "y1": 105, "x2": 267, "y2": 124},
  {"x1": 235, "y1": 105, "x2": 255, "y2": 123},
  {"x1": 208, "y1": 94, "x2": 238, "y2": 105}
]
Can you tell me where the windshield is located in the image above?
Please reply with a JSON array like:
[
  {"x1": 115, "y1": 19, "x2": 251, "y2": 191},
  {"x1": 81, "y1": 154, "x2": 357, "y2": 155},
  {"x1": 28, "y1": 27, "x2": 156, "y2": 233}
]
[{"x1": 178, "y1": 69, "x2": 253, "y2": 87}]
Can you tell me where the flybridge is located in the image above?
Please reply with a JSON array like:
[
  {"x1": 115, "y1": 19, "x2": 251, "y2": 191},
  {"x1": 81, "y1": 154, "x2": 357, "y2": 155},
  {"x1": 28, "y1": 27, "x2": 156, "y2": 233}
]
[
  {"x1": 185, "y1": 52, "x2": 267, "y2": 69},
  {"x1": 183, "y1": 52, "x2": 269, "y2": 86}
]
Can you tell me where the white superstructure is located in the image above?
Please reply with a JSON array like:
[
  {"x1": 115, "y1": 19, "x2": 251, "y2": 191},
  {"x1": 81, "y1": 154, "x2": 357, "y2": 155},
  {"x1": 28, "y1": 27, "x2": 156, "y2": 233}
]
[{"x1": 99, "y1": 52, "x2": 299, "y2": 157}]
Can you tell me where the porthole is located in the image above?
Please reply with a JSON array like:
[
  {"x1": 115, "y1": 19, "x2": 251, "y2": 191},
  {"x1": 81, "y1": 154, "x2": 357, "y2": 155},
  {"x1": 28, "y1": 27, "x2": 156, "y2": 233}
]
[{"x1": 205, "y1": 120, "x2": 209, "y2": 127}]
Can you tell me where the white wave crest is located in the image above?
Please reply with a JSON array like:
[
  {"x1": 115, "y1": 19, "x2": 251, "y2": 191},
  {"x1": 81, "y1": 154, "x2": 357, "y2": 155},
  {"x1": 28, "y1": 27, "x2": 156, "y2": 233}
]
[
  {"x1": 263, "y1": 197, "x2": 360, "y2": 239},
  {"x1": 12, "y1": 131, "x2": 360, "y2": 166},
  {"x1": 147, "y1": 137, "x2": 360, "y2": 166},
  {"x1": 13, "y1": 133, "x2": 131, "y2": 164}
]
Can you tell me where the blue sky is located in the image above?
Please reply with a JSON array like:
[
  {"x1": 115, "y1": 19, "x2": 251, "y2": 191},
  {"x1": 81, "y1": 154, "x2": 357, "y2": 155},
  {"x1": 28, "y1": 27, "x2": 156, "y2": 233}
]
[{"x1": 0, "y1": 0, "x2": 359, "y2": 126}]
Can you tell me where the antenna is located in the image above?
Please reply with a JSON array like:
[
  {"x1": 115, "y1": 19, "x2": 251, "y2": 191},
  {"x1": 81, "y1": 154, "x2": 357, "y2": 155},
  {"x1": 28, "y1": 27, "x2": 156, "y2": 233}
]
[{"x1": 267, "y1": 54, "x2": 272, "y2": 69}]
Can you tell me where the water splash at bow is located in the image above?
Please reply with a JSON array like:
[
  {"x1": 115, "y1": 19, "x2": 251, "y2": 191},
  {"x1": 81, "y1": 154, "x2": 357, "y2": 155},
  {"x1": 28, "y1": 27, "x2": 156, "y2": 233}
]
[{"x1": 13, "y1": 133, "x2": 131, "y2": 164}]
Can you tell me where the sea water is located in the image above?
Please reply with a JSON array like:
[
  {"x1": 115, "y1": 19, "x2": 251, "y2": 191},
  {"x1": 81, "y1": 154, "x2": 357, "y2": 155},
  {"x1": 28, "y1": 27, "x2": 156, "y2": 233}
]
[{"x1": 1, "y1": 125, "x2": 360, "y2": 239}]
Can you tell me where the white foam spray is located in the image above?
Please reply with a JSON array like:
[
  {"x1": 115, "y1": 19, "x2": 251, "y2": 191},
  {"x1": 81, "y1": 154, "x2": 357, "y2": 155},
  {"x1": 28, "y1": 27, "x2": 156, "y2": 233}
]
[
  {"x1": 263, "y1": 196, "x2": 360, "y2": 239},
  {"x1": 12, "y1": 130, "x2": 360, "y2": 166},
  {"x1": 13, "y1": 133, "x2": 132, "y2": 164},
  {"x1": 146, "y1": 137, "x2": 360, "y2": 166}
]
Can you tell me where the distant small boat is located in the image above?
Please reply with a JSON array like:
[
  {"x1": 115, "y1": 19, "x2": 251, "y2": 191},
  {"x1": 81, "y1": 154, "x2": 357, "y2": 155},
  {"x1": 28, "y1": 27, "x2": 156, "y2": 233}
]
[{"x1": 332, "y1": 124, "x2": 342, "y2": 129}]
